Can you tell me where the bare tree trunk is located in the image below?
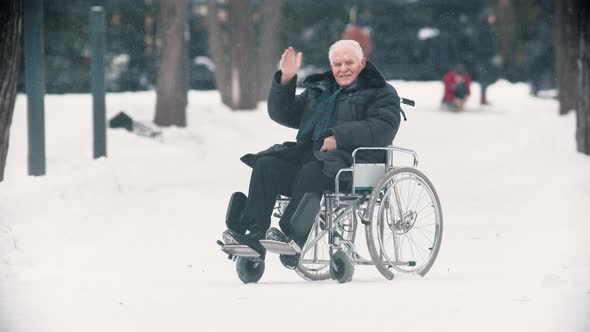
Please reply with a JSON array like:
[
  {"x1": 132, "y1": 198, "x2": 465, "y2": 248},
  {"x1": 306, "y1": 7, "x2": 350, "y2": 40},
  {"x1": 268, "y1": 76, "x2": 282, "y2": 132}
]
[
  {"x1": 0, "y1": 0, "x2": 23, "y2": 181},
  {"x1": 555, "y1": 0, "x2": 578, "y2": 115},
  {"x1": 206, "y1": 0, "x2": 232, "y2": 106},
  {"x1": 155, "y1": 0, "x2": 187, "y2": 127},
  {"x1": 207, "y1": 0, "x2": 271, "y2": 110},
  {"x1": 257, "y1": 0, "x2": 282, "y2": 101},
  {"x1": 576, "y1": 1, "x2": 590, "y2": 154},
  {"x1": 227, "y1": 0, "x2": 257, "y2": 109},
  {"x1": 495, "y1": 0, "x2": 518, "y2": 80}
]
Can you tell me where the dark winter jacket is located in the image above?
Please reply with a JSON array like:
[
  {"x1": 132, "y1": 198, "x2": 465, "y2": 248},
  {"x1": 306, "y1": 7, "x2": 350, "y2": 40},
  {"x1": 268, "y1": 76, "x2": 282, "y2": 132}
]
[
  {"x1": 475, "y1": 22, "x2": 499, "y2": 83},
  {"x1": 240, "y1": 61, "x2": 402, "y2": 178}
]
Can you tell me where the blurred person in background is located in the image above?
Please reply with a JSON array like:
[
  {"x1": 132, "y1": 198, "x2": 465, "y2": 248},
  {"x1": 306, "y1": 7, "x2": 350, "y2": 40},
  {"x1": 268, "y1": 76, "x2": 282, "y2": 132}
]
[
  {"x1": 525, "y1": 20, "x2": 554, "y2": 96},
  {"x1": 341, "y1": 6, "x2": 372, "y2": 60},
  {"x1": 442, "y1": 64, "x2": 472, "y2": 111},
  {"x1": 341, "y1": 24, "x2": 372, "y2": 60},
  {"x1": 475, "y1": 10, "x2": 500, "y2": 105}
]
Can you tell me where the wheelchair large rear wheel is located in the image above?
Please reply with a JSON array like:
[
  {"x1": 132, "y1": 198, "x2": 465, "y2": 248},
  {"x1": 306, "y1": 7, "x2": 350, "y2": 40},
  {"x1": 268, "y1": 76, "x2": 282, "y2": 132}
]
[{"x1": 365, "y1": 167, "x2": 443, "y2": 279}]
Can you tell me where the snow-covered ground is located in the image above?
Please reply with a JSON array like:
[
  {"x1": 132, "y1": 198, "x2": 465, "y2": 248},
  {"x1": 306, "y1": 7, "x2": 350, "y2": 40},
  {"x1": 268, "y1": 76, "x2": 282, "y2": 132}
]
[{"x1": 1, "y1": 81, "x2": 589, "y2": 332}]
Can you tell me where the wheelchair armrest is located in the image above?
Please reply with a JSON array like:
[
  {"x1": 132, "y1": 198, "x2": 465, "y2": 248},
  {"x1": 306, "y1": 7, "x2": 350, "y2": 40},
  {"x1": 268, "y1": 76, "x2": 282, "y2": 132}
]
[{"x1": 351, "y1": 146, "x2": 419, "y2": 168}]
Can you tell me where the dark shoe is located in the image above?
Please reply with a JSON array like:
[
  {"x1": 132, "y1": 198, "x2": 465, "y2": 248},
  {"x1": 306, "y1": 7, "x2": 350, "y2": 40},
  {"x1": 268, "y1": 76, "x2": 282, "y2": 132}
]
[
  {"x1": 222, "y1": 229, "x2": 266, "y2": 259},
  {"x1": 222, "y1": 229, "x2": 238, "y2": 245},
  {"x1": 266, "y1": 226, "x2": 304, "y2": 252},
  {"x1": 265, "y1": 227, "x2": 289, "y2": 242},
  {"x1": 265, "y1": 227, "x2": 302, "y2": 269}
]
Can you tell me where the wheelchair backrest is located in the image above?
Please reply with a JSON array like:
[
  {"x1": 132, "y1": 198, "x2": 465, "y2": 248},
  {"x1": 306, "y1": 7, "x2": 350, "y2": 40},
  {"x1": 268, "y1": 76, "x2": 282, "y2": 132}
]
[{"x1": 352, "y1": 163, "x2": 387, "y2": 192}]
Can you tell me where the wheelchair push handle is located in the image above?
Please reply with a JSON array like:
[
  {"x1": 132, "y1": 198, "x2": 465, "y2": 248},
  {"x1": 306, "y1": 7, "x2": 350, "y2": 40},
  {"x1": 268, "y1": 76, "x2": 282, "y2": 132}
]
[{"x1": 400, "y1": 97, "x2": 415, "y2": 107}]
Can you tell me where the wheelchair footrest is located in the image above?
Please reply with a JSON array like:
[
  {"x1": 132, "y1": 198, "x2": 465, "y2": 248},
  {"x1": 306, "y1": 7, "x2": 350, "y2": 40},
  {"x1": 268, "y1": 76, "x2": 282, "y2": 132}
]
[
  {"x1": 259, "y1": 239, "x2": 301, "y2": 256},
  {"x1": 220, "y1": 244, "x2": 261, "y2": 258}
]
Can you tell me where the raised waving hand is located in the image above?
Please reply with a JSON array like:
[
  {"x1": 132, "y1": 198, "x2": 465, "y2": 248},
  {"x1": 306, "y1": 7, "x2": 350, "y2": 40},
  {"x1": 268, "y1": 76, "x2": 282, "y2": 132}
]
[{"x1": 279, "y1": 47, "x2": 302, "y2": 85}]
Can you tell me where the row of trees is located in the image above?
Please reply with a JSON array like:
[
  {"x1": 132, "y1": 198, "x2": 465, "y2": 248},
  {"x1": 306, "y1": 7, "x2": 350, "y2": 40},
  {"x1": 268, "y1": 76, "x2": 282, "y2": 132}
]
[
  {"x1": 159, "y1": 0, "x2": 589, "y2": 153},
  {"x1": 155, "y1": 0, "x2": 283, "y2": 126},
  {"x1": 29, "y1": 0, "x2": 555, "y2": 91},
  {"x1": 0, "y1": 0, "x2": 589, "y2": 181}
]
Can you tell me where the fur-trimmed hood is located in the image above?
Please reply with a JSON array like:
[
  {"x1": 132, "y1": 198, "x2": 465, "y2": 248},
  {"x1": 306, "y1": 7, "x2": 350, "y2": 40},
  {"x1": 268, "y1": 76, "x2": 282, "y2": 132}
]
[{"x1": 301, "y1": 61, "x2": 386, "y2": 90}]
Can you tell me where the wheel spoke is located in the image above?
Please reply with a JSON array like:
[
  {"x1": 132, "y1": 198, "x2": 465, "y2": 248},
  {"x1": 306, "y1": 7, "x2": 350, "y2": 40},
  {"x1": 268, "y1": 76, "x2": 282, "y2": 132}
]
[
  {"x1": 416, "y1": 208, "x2": 435, "y2": 219},
  {"x1": 407, "y1": 234, "x2": 417, "y2": 262},
  {"x1": 413, "y1": 225, "x2": 435, "y2": 234},
  {"x1": 388, "y1": 185, "x2": 402, "y2": 219},
  {"x1": 406, "y1": 179, "x2": 417, "y2": 213},
  {"x1": 405, "y1": 232, "x2": 429, "y2": 261},
  {"x1": 412, "y1": 185, "x2": 426, "y2": 213},
  {"x1": 414, "y1": 226, "x2": 435, "y2": 246},
  {"x1": 415, "y1": 202, "x2": 434, "y2": 215},
  {"x1": 399, "y1": 233, "x2": 414, "y2": 262},
  {"x1": 400, "y1": 181, "x2": 435, "y2": 270}
]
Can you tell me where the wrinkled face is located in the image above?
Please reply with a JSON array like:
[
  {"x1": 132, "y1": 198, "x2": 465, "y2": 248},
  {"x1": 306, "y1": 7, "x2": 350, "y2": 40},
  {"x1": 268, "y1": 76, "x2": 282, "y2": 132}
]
[{"x1": 330, "y1": 47, "x2": 366, "y2": 87}]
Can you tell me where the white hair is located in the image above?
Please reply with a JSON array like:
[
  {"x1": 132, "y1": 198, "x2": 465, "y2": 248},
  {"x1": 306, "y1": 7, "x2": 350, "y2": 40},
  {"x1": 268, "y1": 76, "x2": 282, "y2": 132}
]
[{"x1": 328, "y1": 40, "x2": 364, "y2": 63}]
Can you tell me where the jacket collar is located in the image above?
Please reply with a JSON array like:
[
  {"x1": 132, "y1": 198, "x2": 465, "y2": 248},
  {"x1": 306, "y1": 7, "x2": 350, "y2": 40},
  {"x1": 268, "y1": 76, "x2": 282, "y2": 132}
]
[{"x1": 301, "y1": 61, "x2": 387, "y2": 91}]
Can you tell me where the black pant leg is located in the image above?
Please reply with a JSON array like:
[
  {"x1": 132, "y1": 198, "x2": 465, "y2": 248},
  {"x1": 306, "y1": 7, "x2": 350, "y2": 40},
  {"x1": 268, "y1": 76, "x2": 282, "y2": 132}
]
[
  {"x1": 242, "y1": 156, "x2": 299, "y2": 232},
  {"x1": 279, "y1": 160, "x2": 333, "y2": 236}
]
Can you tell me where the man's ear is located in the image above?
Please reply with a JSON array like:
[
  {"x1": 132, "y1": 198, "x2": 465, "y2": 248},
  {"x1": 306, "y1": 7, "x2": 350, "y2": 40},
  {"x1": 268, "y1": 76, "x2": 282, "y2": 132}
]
[{"x1": 361, "y1": 57, "x2": 367, "y2": 69}]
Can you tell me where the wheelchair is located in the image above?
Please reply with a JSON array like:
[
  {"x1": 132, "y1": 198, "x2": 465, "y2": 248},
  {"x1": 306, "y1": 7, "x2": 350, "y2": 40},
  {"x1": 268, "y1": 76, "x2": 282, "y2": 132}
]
[{"x1": 219, "y1": 145, "x2": 443, "y2": 284}]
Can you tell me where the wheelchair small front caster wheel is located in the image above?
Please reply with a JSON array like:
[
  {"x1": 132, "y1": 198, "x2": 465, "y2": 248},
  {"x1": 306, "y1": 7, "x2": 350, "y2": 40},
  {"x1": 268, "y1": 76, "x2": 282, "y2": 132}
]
[
  {"x1": 236, "y1": 257, "x2": 265, "y2": 284},
  {"x1": 330, "y1": 250, "x2": 354, "y2": 283}
]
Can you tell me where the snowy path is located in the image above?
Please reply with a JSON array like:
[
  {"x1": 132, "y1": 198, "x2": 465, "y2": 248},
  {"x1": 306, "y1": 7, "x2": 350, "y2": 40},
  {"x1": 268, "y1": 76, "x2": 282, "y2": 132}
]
[{"x1": 1, "y1": 81, "x2": 589, "y2": 332}]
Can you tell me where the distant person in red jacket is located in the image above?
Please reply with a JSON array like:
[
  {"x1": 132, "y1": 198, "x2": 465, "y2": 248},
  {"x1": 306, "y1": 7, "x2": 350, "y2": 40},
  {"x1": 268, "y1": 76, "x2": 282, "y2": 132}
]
[
  {"x1": 341, "y1": 24, "x2": 372, "y2": 59},
  {"x1": 442, "y1": 65, "x2": 471, "y2": 111}
]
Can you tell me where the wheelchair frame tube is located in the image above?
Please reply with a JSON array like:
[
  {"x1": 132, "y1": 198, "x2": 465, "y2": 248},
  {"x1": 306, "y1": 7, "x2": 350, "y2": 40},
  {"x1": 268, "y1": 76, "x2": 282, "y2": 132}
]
[
  {"x1": 334, "y1": 147, "x2": 419, "y2": 204},
  {"x1": 351, "y1": 146, "x2": 419, "y2": 169},
  {"x1": 334, "y1": 167, "x2": 353, "y2": 206}
]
